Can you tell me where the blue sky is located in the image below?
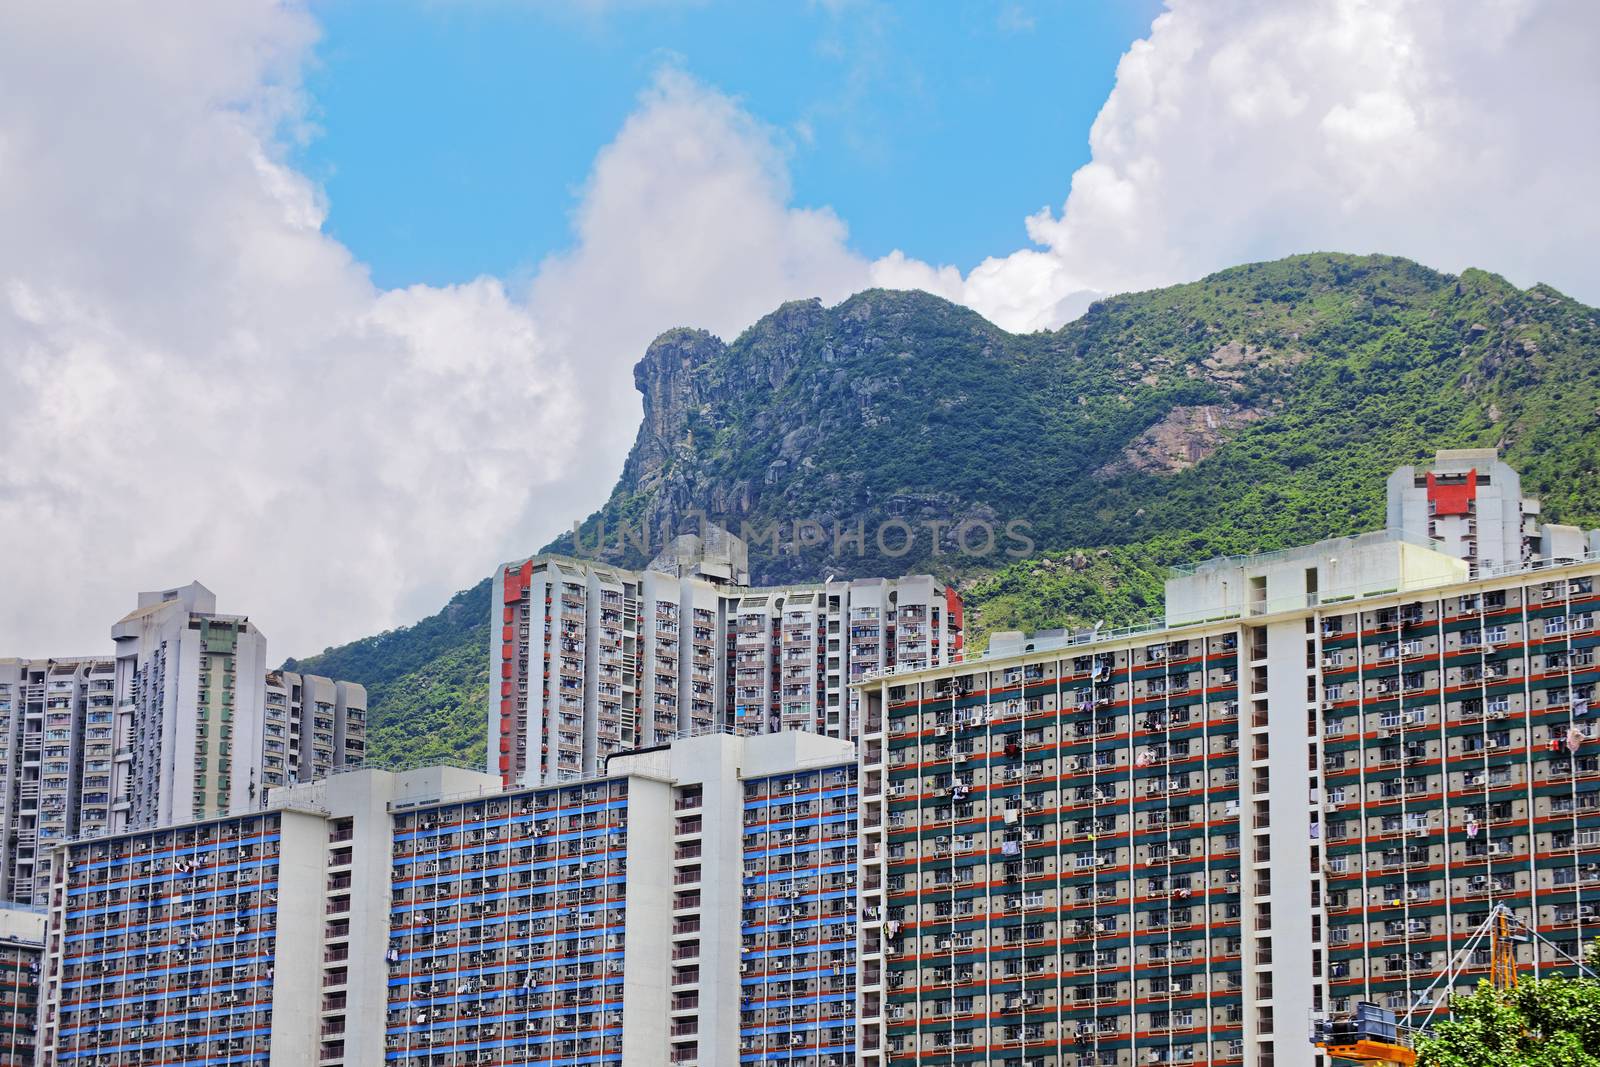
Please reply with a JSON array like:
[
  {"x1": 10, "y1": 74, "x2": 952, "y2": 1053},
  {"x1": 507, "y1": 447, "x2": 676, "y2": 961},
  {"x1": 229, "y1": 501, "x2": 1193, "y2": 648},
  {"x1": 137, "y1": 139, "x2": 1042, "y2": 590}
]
[
  {"x1": 297, "y1": 0, "x2": 1162, "y2": 290},
  {"x1": 12, "y1": 0, "x2": 1593, "y2": 655}
]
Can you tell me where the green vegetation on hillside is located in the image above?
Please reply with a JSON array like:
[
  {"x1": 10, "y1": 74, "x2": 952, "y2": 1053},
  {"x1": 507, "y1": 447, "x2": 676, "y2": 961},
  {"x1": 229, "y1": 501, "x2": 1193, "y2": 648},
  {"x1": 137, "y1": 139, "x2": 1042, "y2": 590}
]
[
  {"x1": 286, "y1": 582, "x2": 491, "y2": 768},
  {"x1": 962, "y1": 545, "x2": 1169, "y2": 652},
  {"x1": 289, "y1": 252, "x2": 1600, "y2": 763}
]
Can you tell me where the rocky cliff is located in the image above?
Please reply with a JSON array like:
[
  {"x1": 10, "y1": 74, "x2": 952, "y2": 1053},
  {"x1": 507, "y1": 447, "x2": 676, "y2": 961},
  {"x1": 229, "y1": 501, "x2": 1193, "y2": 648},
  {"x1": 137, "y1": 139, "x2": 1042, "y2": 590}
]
[{"x1": 291, "y1": 252, "x2": 1600, "y2": 767}]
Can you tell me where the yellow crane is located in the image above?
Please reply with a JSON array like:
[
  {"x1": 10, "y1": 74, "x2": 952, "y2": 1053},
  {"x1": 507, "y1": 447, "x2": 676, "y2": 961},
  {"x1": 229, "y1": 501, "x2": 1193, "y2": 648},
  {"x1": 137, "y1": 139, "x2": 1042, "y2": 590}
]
[
  {"x1": 1489, "y1": 907, "x2": 1520, "y2": 994},
  {"x1": 1311, "y1": 905, "x2": 1539, "y2": 1067}
]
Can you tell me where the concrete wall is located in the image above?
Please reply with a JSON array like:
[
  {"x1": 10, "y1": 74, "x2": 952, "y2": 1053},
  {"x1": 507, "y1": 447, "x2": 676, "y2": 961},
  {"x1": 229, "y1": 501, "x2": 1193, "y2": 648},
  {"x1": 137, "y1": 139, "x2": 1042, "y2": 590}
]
[
  {"x1": 268, "y1": 809, "x2": 328, "y2": 1066},
  {"x1": 1166, "y1": 534, "x2": 1469, "y2": 627},
  {"x1": 620, "y1": 773, "x2": 673, "y2": 1067},
  {"x1": 487, "y1": 562, "x2": 508, "y2": 779},
  {"x1": 322, "y1": 770, "x2": 396, "y2": 1066},
  {"x1": 0, "y1": 907, "x2": 45, "y2": 945},
  {"x1": 1543, "y1": 523, "x2": 1590, "y2": 561},
  {"x1": 227, "y1": 622, "x2": 268, "y2": 817},
  {"x1": 1260, "y1": 619, "x2": 1316, "y2": 1062}
]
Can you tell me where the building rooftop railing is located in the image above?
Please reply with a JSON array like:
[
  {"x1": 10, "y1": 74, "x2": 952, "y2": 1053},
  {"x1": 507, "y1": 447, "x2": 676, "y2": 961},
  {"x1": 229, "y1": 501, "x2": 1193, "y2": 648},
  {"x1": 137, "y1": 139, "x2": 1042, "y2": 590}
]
[
  {"x1": 325, "y1": 756, "x2": 485, "y2": 777},
  {"x1": 1167, "y1": 528, "x2": 1441, "y2": 577},
  {"x1": 859, "y1": 545, "x2": 1600, "y2": 685}
]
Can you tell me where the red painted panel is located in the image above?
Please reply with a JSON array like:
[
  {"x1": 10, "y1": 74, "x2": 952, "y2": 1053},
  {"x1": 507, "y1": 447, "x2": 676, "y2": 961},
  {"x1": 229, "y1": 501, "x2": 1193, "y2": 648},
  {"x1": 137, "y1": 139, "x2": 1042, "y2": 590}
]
[
  {"x1": 503, "y1": 560, "x2": 534, "y2": 604},
  {"x1": 946, "y1": 587, "x2": 965, "y2": 652},
  {"x1": 1426, "y1": 469, "x2": 1477, "y2": 517}
]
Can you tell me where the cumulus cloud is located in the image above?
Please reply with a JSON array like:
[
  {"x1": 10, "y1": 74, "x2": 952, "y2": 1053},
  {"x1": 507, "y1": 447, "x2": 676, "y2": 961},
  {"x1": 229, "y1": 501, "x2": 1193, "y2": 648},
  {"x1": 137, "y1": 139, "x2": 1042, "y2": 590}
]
[
  {"x1": 874, "y1": 0, "x2": 1600, "y2": 331},
  {"x1": 0, "y1": 5, "x2": 866, "y2": 657},
  {"x1": 5, "y1": 0, "x2": 1598, "y2": 658},
  {"x1": 529, "y1": 69, "x2": 869, "y2": 472}
]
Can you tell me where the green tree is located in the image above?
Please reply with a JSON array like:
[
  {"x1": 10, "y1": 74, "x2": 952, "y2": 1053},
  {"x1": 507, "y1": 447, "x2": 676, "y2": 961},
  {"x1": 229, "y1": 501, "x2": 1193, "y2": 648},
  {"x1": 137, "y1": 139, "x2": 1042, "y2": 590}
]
[{"x1": 1417, "y1": 963, "x2": 1600, "y2": 1066}]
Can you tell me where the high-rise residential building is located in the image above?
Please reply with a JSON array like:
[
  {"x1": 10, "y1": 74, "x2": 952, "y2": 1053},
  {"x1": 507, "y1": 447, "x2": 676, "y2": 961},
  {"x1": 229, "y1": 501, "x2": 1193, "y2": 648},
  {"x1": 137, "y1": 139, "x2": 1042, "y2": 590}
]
[
  {"x1": 855, "y1": 510, "x2": 1600, "y2": 1067},
  {"x1": 107, "y1": 581, "x2": 367, "y2": 832},
  {"x1": 37, "y1": 731, "x2": 857, "y2": 1067},
  {"x1": 490, "y1": 531, "x2": 961, "y2": 785},
  {"x1": 31, "y1": 449, "x2": 1600, "y2": 1067},
  {"x1": 0, "y1": 586, "x2": 367, "y2": 909},
  {"x1": 0, "y1": 659, "x2": 116, "y2": 905},
  {"x1": 1387, "y1": 448, "x2": 1600, "y2": 573},
  {"x1": 0, "y1": 907, "x2": 44, "y2": 1067},
  {"x1": 111, "y1": 582, "x2": 271, "y2": 828},
  {"x1": 262, "y1": 670, "x2": 367, "y2": 791},
  {"x1": 39, "y1": 796, "x2": 326, "y2": 1066},
  {"x1": 736, "y1": 748, "x2": 859, "y2": 1066}
]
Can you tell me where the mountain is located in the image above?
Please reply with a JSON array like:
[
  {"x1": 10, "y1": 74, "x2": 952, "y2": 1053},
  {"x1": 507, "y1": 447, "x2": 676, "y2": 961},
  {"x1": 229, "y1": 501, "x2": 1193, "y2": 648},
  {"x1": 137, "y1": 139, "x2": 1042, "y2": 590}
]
[{"x1": 287, "y1": 252, "x2": 1600, "y2": 768}]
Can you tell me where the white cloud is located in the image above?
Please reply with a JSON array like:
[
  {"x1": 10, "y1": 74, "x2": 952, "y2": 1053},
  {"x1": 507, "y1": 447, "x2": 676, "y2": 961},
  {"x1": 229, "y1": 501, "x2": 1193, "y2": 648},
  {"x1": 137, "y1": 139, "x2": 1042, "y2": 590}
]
[
  {"x1": 997, "y1": 4, "x2": 1037, "y2": 34},
  {"x1": 4, "y1": 0, "x2": 1598, "y2": 659},
  {"x1": 529, "y1": 69, "x2": 868, "y2": 451},
  {"x1": 0, "y1": 7, "x2": 866, "y2": 658},
  {"x1": 874, "y1": 0, "x2": 1600, "y2": 331}
]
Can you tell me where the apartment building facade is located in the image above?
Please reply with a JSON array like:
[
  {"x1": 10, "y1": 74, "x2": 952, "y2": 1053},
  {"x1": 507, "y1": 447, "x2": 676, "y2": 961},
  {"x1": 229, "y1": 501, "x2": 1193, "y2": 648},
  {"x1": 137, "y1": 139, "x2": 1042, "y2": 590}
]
[
  {"x1": 0, "y1": 660, "x2": 116, "y2": 906},
  {"x1": 0, "y1": 588, "x2": 366, "y2": 910},
  {"x1": 262, "y1": 670, "x2": 367, "y2": 792},
  {"x1": 111, "y1": 582, "x2": 273, "y2": 828},
  {"x1": 1388, "y1": 449, "x2": 1600, "y2": 573},
  {"x1": 738, "y1": 756, "x2": 859, "y2": 1066},
  {"x1": 854, "y1": 524, "x2": 1600, "y2": 1067},
  {"x1": 490, "y1": 532, "x2": 960, "y2": 786},
  {"x1": 38, "y1": 799, "x2": 327, "y2": 1065},
  {"x1": 0, "y1": 907, "x2": 44, "y2": 1066},
  {"x1": 109, "y1": 582, "x2": 366, "y2": 832},
  {"x1": 38, "y1": 731, "x2": 857, "y2": 1067}
]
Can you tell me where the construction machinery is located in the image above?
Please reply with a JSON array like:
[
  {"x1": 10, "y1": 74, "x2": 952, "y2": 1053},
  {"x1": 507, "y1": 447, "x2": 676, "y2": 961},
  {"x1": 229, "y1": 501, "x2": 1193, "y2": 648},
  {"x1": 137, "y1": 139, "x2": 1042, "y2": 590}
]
[
  {"x1": 1310, "y1": 904, "x2": 1586, "y2": 1066},
  {"x1": 1311, "y1": 1002, "x2": 1416, "y2": 1066}
]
